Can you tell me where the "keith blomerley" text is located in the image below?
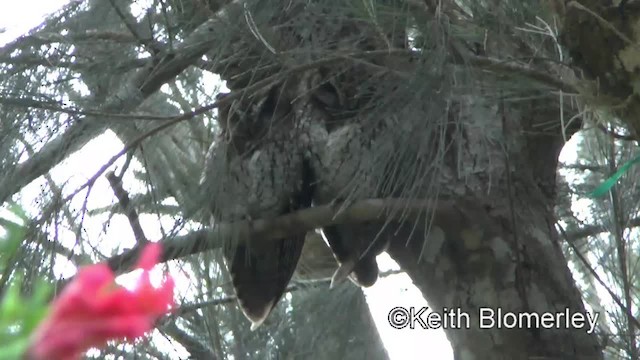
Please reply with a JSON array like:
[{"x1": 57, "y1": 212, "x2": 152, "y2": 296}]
[{"x1": 387, "y1": 307, "x2": 599, "y2": 334}]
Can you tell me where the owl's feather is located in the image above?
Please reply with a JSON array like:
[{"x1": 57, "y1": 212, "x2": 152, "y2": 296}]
[
  {"x1": 310, "y1": 123, "x2": 390, "y2": 288},
  {"x1": 201, "y1": 87, "x2": 315, "y2": 329}
]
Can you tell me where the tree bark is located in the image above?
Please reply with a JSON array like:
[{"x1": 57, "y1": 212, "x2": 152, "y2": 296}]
[
  {"x1": 387, "y1": 195, "x2": 601, "y2": 359},
  {"x1": 374, "y1": 93, "x2": 602, "y2": 358}
]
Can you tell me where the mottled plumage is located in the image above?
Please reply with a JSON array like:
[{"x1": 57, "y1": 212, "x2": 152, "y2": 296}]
[
  {"x1": 200, "y1": 87, "x2": 315, "y2": 330},
  {"x1": 311, "y1": 122, "x2": 391, "y2": 288},
  {"x1": 306, "y1": 56, "x2": 450, "y2": 288}
]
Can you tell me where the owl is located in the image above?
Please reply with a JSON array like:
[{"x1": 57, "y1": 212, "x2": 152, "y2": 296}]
[
  {"x1": 311, "y1": 122, "x2": 390, "y2": 288},
  {"x1": 200, "y1": 87, "x2": 315, "y2": 329}
]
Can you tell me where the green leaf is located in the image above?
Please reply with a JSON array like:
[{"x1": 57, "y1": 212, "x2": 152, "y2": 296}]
[
  {"x1": 22, "y1": 281, "x2": 52, "y2": 333},
  {"x1": 0, "y1": 273, "x2": 25, "y2": 324},
  {"x1": 0, "y1": 274, "x2": 52, "y2": 336},
  {"x1": 0, "y1": 205, "x2": 51, "y2": 359},
  {"x1": 0, "y1": 337, "x2": 30, "y2": 360},
  {"x1": 589, "y1": 154, "x2": 640, "y2": 198},
  {"x1": 0, "y1": 202, "x2": 28, "y2": 268}
]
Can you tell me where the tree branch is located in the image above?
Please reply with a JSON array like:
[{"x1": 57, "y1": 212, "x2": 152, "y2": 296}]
[
  {"x1": 106, "y1": 171, "x2": 148, "y2": 245},
  {"x1": 160, "y1": 321, "x2": 218, "y2": 360},
  {"x1": 51, "y1": 198, "x2": 448, "y2": 291},
  {"x1": 0, "y1": 0, "x2": 244, "y2": 205},
  {"x1": 565, "y1": 217, "x2": 640, "y2": 242},
  {"x1": 557, "y1": 222, "x2": 640, "y2": 330}
]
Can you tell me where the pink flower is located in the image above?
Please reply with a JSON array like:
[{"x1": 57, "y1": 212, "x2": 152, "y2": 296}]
[{"x1": 26, "y1": 243, "x2": 175, "y2": 360}]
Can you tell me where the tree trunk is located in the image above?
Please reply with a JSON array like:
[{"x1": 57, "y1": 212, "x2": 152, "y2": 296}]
[
  {"x1": 288, "y1": 283, "x2": 390, "y2": 360},
  {"x1": 387, "y1": 192, "x2": 601, "y2": 359},
  {"x1": 376, "y1": 95, "x2": 601, "y2": 359}
]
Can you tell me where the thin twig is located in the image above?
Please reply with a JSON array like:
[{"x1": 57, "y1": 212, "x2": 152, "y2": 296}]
[
  {"x1": 556, "y1": 222, "x2": 640, "y2": 330},
  {"x1": 106, "y1": 171, "x2": 148, "y2": 245}
]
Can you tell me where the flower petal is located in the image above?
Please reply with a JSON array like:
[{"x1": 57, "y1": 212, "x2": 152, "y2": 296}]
[{"x1": 26, "y1": 243, "x2": 174, "y2": 360}]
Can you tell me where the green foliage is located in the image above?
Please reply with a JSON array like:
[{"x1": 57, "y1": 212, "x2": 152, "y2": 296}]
[
  {"x1": 0, "y1": 204, "x2": 52, "y2": 359},
  {"x1": 0, "y1": 203, "x2": 27, "y2": 268}
]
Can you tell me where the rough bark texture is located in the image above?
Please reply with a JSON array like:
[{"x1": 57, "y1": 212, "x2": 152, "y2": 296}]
[{"x1": 384, "y1": 101, "x2": 601, "y2": 359}]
